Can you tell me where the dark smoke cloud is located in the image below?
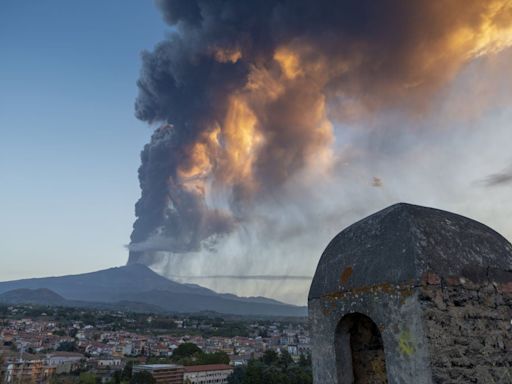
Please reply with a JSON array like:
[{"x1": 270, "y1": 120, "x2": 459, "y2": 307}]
[
  {"x1": 129, "y1": 0, "x2": 512, "y2": 264},
  {"x1": 153, "y1": 0, "x2": 512, "y2": 110},
  {"x1": 130, "y1": 125, "x2": 235, "y2": 256}
]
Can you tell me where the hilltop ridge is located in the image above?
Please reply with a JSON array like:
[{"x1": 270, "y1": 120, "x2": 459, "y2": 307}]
[{"x1": 0, "y1": 264, "x2": 306, "y2": 317}]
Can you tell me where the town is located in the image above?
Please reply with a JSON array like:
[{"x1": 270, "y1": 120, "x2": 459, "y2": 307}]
[{"x1": 0, "y1": 304, "x2": 311, "y2": 383}]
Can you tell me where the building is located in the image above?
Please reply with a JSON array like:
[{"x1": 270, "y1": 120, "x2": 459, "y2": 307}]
[
  {"x1": 45, "y1": 352, "x2": 83, "y2": 374},
  {"x1": 5, "y1": 359, "x2": 55, "y2": 384},
  {"x1": 308, "y1": 203, "x2": 512, "y2": 383},
  {"x1": 132, "y1": 364, "x2": 184, "y2": 384},
  {"x1": 183, "y1": 364, "x2": 233, "y2": 384},
  {"x1": 96, "y1": 358, "x2": 122, "y2": 368},
  {"x1": 45, "y1": 352, "x2": 83, "y2": 366}
]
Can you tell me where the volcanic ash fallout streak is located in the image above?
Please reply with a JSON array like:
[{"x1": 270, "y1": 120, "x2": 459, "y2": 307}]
[{"x1": 128, "y1": 0, "x2": 512, "y2": 266}]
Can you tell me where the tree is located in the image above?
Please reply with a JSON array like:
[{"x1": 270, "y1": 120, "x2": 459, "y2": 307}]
[
  {"x1": 244, "y1": 360, "x2": 265, "y2": 384},
  {"x1": 261, "y1": 350, "x2": 278, "y2": 366},
  {"x1": 258, "y1": 329, "x2": 269, "y2": 338},
  {"x1": 287, "y1": 366, "x2": 312, "y2": 384},
  {"x1": 129, "y1": 371, "x2": 155, "y2": 384},
  {"x1": 79, "y1": 372, "x2": 96, "y2": 384},
  {"x1": 172, "y1": 343, "x2": 202, "y2": 360},
  {"x1": 0, "y1": 355, "x2": 4, "y2": 384},
  {"x1": 196, "y1": 351, "x2": 230, "y2": 365},
  {"x1": 227, "y1": 366, "x2": 246, "y2": 384},
  {"x1": 111, "y1": 370, "x2": 122, "y2": 384},
  {"x1": 278, "y1": 350, "x2": 293, "y2": 369},
  {"x1": 171, "y1": 344, "x2": 230, "y2": 366},
  {"x1": 121, "y1": 361, "x2": 133, "y2": 381},
  {"x1": 57, "y1": 341, "x2": 77, "y2": 352},
  {"x1": 262, "y1": 365, "x2": 288, "y2": 384},
  {"x1": 69, "y1": 328, "x2": 78, "y2": 338},
  {"x1": 50, "y1": 374, "x2": 81, "y2": 384},
  {"x1": 298, "y1": 353, "x2": 311, "y2": 368},
  {"x1": 226, "y1": 349, "x2": 312, "y2": 384},
  {"x1": 53, "y1": 329, "x2": 66, "y2": 336}
]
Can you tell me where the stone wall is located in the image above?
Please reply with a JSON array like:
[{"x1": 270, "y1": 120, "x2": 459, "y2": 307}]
[{"x1": 420, "y1": 274, "x2": 512, "y2": 383}]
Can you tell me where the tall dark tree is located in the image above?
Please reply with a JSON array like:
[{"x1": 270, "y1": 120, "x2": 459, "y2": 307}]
[
  {"x1": 172, "y1": 342, "x2": 202, "y2": 360},
  {"x1": 227, "y1": 366, "x2": 246, "y2": 384},
  {"x1": 278, "y1": 350, "x2": 293, "y2": 369},
  {"x1": 122, "y1": 361, "x2": 133, "y2": 381},
  {"x1": 227, "y1": 349, "x2": 312, "y2": 384},
  {"x1": 261, "y1": 350, "x2": 278, "y2": 365}
]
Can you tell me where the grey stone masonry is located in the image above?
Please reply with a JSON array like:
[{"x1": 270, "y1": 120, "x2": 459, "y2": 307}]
[
  {"x1": 308, "y1": 203, "x2": 512, "y2": 384},
  {"x1": 421, "y1": 275, "x2": 512, "y2": 383}
]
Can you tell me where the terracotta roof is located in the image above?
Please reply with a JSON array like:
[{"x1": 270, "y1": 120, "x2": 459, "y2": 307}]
[
  {"x1": 184, "y1": 364, "x2": 232, "y2": 373},
  {"x1": 48, "y1": 352, "x2": 84, "y2": 357}
]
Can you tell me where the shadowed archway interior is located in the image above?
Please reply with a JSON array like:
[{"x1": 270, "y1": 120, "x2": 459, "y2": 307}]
[{"x1": 335, "y1": 313, "x2": 388, "y2": 384}]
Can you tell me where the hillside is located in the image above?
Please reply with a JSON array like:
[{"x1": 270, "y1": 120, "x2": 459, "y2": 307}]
[
  {"x1": 0, "y1": 288, "x2": 66, "y2": 305},
  {"x1": 0, "y1": 264, "x2": 306, "y2": 316}
]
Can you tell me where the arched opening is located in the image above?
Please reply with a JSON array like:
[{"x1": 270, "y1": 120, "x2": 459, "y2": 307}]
[{"x1": 335, "y1": 313, "x2": 388, "y2": 384}]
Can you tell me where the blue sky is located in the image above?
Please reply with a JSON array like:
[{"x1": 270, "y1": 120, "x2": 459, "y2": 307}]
[{"x1": 0, "y1": 1, "x2": 168, "y2": 279}]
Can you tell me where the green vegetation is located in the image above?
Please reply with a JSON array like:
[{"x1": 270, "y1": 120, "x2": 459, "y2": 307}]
[
  {"x1": 109, "y1": 361, "x2": 134, "y2": 384},
  {"x1": 0, "y1": 355, "x2": 4, "y2": 384},
  {"x1": 147, "y1": 342, "x2": 230, "y2": 366},
  {"x1": 171, "y1": 342, "x2": 230, "y2": 366},
  {"x1": 79, "y1": 372, "x2": 96, "y2": 384},
  {"x1": 228, "y1": 351, "x2": 312, "y2": 384},
  {"x1": 172, "y1": 342, "x2": 202, "y2": 359},
  {"x1": 49, "y1": 374, "x2": 79, "y2": 384},
  {"x1": 57, "y1": 341, "x2": 78, "y2": 352}
]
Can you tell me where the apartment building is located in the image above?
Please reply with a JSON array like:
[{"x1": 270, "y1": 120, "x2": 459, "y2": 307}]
[
  {"x1": 183, "y1": 364, "x2": 233, "y2": 384},
  {"x1": 133, "y1": 364, "x2": 184, "y2": 384}
]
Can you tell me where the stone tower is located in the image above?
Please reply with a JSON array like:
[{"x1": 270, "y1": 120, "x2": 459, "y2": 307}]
[{"x1": 308, "y1": 203, "x2": 512, "y2": 383}]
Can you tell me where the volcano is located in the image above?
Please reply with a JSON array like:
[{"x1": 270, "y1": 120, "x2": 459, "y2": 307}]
[{"x1": 0, "y1": 264, "x2": 305, "y2": 317}]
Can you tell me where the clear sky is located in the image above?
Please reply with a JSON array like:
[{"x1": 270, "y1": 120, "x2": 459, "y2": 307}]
[{"x1": 0, "y1": 1, "x2": 168, "y2": 279}]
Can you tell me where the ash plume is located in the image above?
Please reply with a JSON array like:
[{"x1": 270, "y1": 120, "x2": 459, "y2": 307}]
[{"x1": 128, "y1": 0, "x2": 512, "y2": 282}]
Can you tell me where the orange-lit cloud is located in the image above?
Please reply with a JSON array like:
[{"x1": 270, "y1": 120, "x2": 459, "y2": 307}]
[{"x1": 130, "y1": 0, "x2": 512, "y2": 262}]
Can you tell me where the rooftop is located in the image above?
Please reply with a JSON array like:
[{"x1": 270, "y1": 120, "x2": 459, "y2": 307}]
[
  {"x1": 133, "y1": 364, "x2": 183, "y2": 370},
  {"x1": 184, "y1": 364, "x2": 233, "y2": 372},
  {"x1": 309, "y1": 203, "x2": 512, "y2": 299}
]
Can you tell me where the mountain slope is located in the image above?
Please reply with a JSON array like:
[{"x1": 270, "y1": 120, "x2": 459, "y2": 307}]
[
  {"x1": 0, "y1": 264, "x2": 213, "y2": 302},
  {"x1": 0, "y1": 288, "x2": 66, "y2": 305},
  {"x1": 0, "y1": 264, "x2": 306, "y2": 316},
  {"x1": 119, "y1": 290, "x2": 305, "y2": 317}
]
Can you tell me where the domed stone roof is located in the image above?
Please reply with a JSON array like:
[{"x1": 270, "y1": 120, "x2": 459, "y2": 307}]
[{"x1": 309, "y1": 203, "x2": 512, "y2": 300}]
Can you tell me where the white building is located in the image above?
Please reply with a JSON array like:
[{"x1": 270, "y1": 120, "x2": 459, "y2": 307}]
[
  {"x1": 183, "y1": 364, "x2": 233, "y2": 384},
  {"x1": 97, "y1": 358, "x2": 122, "y2": 368},
  {"x1": 45, "y1": 352, "x2": 83, "y2": 366}
]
